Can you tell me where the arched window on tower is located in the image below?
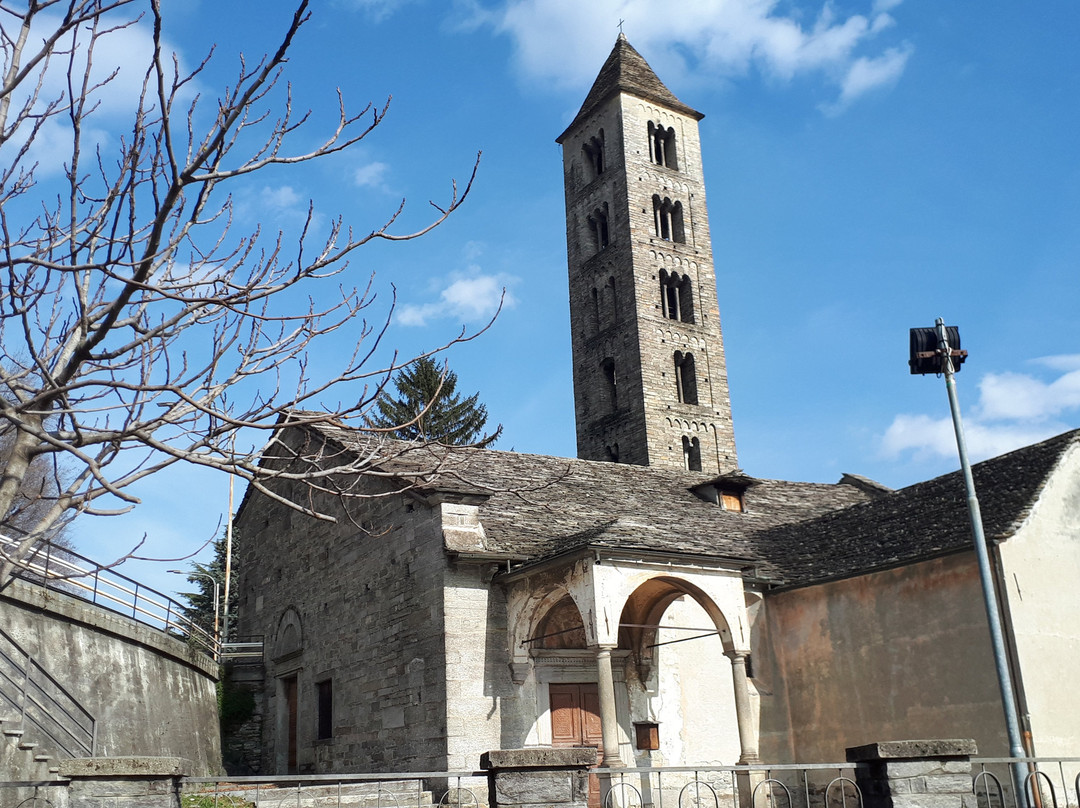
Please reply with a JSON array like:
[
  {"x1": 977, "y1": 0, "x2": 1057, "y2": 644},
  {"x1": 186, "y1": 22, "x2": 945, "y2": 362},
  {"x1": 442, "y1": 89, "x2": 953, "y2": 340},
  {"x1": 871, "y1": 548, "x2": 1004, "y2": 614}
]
[
  {"x1": 674, "y1": 351, "x2": 698, "y2": 405},
  {"x1": 589, "y1": 287, "x2": 601, "y2": 335},
  {"x1": 606, "y1": 442, "x2": 620, "y2": 463},
  {"x1": 583, "y1": 129, "x2": 605, "y2": 181},
  {"x1": 601, "y1": 357, "x2": 618, "y2": 412},
  {"x1": 682, "y1": 436, "x2": 702, "y2": 471},
  {"x1": 588, "y1": 203, "x2": 609, "y2": 253},
  {"x1": 648, "y1": 121, "x2": 678, "y2": 170},
  {"x1": 659, "y1": 270, "x2": 695, "y2": 323},
  {"x1": 652, "y1": 196, "x2": 686, "y2": 243}
]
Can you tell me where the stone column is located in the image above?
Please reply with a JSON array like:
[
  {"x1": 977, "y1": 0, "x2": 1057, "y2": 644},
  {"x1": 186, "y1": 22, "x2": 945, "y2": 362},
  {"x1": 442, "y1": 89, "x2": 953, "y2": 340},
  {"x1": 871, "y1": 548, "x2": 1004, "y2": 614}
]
[
  {"x1": 595, "y1": 645, "x2": 623, "y2": 767},
  {"x1": 482, "y1": 748, "x2": 596, "y2": 808},
  {"x1": 847, "y1": 740, "x2": 978, "y2": 808},
  {"x1": 60, "y1": 757, "x2": 191, "y2": 808},
  {"x1": 724, "y1": 650, "x2": 759, "y2": 764}
]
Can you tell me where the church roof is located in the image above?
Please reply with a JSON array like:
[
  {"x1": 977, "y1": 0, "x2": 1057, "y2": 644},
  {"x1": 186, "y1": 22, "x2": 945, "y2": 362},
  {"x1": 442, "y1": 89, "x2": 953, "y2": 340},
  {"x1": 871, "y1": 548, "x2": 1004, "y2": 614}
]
[
  {"x1": 294, "y1": 422, "x2": 1079, "y2": 589},
  {"x1": 757, "y1": 428, "x2": 1080, "y2": 589},
  {"x1": 298, "y1": 419, "x2": 874, "y2": 580},
  {"x1": 557, "y1": 34, "x2": 703, "y2": 144}
]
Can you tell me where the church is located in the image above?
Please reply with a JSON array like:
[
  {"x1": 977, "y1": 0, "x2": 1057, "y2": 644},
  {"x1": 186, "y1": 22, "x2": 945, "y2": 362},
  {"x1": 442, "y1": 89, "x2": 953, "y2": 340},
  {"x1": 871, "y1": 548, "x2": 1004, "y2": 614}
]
[{"x1": 231, "y1": 36, "x2": 1080, "y2": 776}]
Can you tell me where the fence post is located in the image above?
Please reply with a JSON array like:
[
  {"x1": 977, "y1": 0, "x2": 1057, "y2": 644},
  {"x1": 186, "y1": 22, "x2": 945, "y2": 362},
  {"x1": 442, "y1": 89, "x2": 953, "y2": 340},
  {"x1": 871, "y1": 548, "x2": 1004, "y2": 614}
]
[
  {"x1": 60, "y1": 756, "x2": 191, "y2": 807},
  {"x1": 847, "y1": 739, "x2": 978, "y2": 808},
  {"x1": 481, "y1": 748, "x2": 596, "y2": 808}
]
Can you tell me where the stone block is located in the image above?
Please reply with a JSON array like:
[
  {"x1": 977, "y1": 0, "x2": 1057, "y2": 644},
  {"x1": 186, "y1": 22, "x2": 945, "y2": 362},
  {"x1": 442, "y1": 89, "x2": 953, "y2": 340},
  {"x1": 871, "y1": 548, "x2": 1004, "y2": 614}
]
[
  {"x1": 496, "y1": 770, "x2": 574, "y2": 803},
  {"x1": 848, "y1": 741, "x2": 978, "y2": 762}
]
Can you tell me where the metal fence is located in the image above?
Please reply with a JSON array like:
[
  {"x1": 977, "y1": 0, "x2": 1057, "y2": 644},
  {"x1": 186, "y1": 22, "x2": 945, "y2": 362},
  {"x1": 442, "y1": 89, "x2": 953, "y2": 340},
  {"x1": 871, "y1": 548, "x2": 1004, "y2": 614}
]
[
  {"x1": 592, "y1": 763, "x2": 862, "y2": 808},
  {"x1": 972, "y1": 757, "x2": 1080, "y2": 808},
  {"x1": 1, "y1": 533, "x2": 218, "y2": 660}
]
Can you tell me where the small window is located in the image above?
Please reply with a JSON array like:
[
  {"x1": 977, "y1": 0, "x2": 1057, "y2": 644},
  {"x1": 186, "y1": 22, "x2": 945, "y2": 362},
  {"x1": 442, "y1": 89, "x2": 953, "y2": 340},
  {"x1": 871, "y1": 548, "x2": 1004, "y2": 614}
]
[
  {"x1": 674, "y1": 351, "x2": 698, "y2": 405},
  {"x1": 601, "y1": 357, "x2": 618, "y2": 412},
  {"x1": 720, "y1": 490, "x2": 744, "y2": 513},
  {"x1": 588, "y1": 204, "x2": 610, "y2": 253},
  {"x1": 606, "y1": 442, "x2": 620, "y2": 463},
  {"x1": 316, "y1": 679, "x2": 333, "y2": 740},
  {"x1": 682, "y1": 436, "x2": 702, "y2": 471}
]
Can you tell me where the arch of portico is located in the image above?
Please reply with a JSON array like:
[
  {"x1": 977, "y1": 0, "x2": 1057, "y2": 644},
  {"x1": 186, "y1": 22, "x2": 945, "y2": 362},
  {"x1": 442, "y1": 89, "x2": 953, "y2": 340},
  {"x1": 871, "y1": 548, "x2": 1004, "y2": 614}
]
[{"x1": 502, "y1": 551, "x2": 759, "y2": 766}]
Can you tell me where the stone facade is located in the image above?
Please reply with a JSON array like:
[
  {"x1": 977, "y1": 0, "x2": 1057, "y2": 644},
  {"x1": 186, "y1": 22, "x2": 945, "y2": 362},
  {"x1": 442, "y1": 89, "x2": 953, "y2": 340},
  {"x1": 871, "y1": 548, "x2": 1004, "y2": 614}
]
[
  {"x1": 558, "y1": 36, "x2": 737, "y2": 475},
  {"x1": 234, "y1": 466, "x2": 452, "y2": 773}
]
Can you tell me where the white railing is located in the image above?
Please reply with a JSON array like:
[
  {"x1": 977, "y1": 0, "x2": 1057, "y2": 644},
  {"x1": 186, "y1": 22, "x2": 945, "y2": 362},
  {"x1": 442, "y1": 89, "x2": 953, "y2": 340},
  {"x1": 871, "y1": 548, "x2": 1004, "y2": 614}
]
[{"x1": 1, "y1": 533, "x2": 219, "y2": 661}]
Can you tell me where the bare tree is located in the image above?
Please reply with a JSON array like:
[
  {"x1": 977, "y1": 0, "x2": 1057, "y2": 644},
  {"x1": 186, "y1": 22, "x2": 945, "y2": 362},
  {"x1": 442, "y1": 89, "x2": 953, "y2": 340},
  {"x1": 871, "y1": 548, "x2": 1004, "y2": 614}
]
[{"x1": 0, "y1": 0, "x2": 482, "y2": 585}]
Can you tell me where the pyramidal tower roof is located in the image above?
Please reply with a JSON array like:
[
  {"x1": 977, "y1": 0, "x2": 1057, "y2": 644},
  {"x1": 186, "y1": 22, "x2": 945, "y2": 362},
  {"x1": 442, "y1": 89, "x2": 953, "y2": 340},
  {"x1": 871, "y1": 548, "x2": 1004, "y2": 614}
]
[{"x1": 557, "y1": 34, "x2": 703, "y2": 143}]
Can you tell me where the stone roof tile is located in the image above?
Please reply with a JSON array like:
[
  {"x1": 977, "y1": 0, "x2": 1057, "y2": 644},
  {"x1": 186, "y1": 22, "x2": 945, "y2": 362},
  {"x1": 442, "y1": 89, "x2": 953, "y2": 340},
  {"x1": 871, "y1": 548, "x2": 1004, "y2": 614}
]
[{"x1": 557, "y1": 35, "x2": 703, "y2": 143}]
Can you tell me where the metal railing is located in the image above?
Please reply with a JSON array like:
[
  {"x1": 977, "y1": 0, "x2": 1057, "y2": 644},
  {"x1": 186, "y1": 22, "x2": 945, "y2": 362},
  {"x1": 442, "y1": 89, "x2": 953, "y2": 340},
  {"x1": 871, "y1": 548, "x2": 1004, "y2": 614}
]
[
  {"x1": 181, "y1": 771, "x2": 487, "y2": 808},
  {"x1": 1, "y1": 533, "x2": 218, "y2": 661},
  {"x1": 973, "y1": 757, "x2": 1080, "y2": 808},
  {"x1": 0, "y1": 626, "x2": 95, "y2": 758},
  {"x1": 593, "y1": 763, "x2": 862, "y2": 808}
]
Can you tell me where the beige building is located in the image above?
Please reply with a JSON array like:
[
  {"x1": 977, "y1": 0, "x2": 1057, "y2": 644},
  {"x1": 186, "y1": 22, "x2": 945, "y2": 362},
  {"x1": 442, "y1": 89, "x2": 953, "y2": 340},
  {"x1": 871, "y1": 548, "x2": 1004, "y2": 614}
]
[{"x1": 231, "y1": 37, "x2": 1080, "y2": 776}]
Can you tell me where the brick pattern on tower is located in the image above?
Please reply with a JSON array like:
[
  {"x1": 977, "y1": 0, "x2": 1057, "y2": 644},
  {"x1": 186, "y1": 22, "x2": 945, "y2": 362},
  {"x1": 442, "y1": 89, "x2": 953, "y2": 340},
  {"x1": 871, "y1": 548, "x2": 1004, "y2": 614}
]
[{"x1": 558, "y1": 35, "x2": 737, "y2": 475}]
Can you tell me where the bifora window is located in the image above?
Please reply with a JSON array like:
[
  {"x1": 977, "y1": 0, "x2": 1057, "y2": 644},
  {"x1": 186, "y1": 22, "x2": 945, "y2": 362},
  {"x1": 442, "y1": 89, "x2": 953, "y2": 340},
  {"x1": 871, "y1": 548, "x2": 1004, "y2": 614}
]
[
  {"x1": 583, "y1": 129, "x2": 605, "y2": 180},
  {"x1": 660, "y1": 270, "x2": 694, "y2": 323},
  {"x1": 588, "y1": 204, "x2": 610, "y2": 252},
  {"x1": 652, "y1": 195, "x2": 685, "y2": 243},
  {"x1": 682, "y1": 435, "x2": 702, "y2": 471}
]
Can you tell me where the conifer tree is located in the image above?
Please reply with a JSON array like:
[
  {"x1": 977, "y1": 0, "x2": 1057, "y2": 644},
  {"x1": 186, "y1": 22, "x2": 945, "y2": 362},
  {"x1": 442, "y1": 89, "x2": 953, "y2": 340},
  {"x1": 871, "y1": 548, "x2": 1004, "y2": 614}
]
[
  {"x1": 180, "y1": 527, "x2": 240, "y2": 643},
  {"x1": 370, "y1": 358, "x2": 501, "y2": 446}
]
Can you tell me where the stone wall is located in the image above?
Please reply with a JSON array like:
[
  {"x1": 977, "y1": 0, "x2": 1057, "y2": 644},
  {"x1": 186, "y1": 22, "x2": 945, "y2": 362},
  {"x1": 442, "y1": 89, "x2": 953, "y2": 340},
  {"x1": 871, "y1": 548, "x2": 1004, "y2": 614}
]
[
  {"x1": 0, "y1": 578, "x2": 221, "y2": 779},
  {"x1": 233, "y1": 467, "x2": 451, "y2": 773}
]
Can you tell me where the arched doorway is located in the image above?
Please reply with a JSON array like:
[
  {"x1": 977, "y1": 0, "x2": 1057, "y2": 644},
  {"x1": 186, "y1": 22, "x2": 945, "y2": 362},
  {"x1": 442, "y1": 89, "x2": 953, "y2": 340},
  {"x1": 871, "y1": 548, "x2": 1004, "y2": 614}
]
[{"x1": 618, "y1": 576, "x2": 746, "y2": 766}]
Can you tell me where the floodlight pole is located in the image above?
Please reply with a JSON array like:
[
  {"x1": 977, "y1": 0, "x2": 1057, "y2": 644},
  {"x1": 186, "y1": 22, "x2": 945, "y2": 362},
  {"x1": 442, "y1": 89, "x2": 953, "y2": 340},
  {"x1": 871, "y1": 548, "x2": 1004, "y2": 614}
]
[{"x1": 934, "y1": 318, "x2": 1028, "y2": 807}]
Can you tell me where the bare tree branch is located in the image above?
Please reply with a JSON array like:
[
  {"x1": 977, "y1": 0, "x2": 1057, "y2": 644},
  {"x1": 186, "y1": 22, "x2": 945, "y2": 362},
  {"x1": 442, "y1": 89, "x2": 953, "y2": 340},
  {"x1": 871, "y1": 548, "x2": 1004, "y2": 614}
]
[{"x1": 0, "y1": 0, "x2": 487, "y2": 584}]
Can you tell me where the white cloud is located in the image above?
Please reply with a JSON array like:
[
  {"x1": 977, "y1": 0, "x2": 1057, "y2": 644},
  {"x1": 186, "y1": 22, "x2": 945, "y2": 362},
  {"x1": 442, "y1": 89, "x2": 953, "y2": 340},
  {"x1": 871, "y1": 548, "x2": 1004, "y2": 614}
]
[
  {"x1": 260, "y1": 185, "x2": 303, "y2": 211},
  {"x1": 354, "y1": 161, "x2": 391, "y2": 189},
  {"x1": 826, "y1": 43, "x2": 912, "y2": 113},
  {"x1": 397, "y1": 269, "x2": 517, "y2": 327},
  {"x1": 470, "y1": 0, "x2": 911, "y2": 111},
  {"x1": 880, "y1": 355, "x2": 1080, "y2": 462},
  {"x1": 340, "y1": 0, "x2": 420, "y2": 21}
]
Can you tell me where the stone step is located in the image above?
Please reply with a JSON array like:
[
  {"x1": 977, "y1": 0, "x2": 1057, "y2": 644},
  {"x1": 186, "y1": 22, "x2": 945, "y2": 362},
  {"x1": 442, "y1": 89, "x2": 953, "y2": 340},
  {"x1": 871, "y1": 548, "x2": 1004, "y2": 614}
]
[
  {"x1": 2, "y1": 727, "x2": 24, "y2": 738},
  {"x1": 17, "y1": 741, "x2": 38, "y2": 751}
]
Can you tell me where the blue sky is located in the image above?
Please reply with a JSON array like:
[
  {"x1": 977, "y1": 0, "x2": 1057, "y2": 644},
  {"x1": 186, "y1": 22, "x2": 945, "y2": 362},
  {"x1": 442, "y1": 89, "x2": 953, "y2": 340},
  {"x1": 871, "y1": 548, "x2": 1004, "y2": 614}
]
[{"x1": 57, "y1": 1, "x2": 1078, "y2": 597}]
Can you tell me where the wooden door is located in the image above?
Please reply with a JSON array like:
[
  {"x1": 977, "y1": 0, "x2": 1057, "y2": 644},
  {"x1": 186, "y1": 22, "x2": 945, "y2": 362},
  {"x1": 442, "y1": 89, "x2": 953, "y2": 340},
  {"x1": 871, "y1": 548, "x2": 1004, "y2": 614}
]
[{"x1": 550, "y1": 683, "x2": 603, "y2": 808}]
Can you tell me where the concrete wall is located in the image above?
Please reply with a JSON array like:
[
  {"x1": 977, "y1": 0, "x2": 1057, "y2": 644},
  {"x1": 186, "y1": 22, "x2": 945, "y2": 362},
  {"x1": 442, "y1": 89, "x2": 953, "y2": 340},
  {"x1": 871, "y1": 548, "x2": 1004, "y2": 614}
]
[
  {"x1": 998, "y1": 440, "x2": 1080, "y2": 756},
  {"x1": 759, "y1": 553, "x2": 1008, "y2": 762},
  {"x1": 234, "y1": 474, "x2": 451, "y2": 773},
  {"x1": 0, "y1": 578, "x2": 221, "y2": 777}
]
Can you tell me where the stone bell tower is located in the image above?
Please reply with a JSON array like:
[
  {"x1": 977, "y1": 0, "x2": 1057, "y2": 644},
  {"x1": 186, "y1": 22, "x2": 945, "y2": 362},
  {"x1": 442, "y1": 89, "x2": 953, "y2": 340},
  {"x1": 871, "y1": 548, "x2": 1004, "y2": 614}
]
[{"x1": 557, "y1": 35, "x2": 737, "y2": 474}]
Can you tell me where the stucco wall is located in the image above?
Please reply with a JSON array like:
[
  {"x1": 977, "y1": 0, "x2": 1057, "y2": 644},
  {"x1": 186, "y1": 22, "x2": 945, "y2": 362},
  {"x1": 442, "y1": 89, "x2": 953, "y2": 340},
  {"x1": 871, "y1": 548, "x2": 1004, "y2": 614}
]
[
  {"x1": 759, "y1": 553, "x2": 1008, "y2": 762},
  {"x1": 998, "y1": 441, "x2": 1080, "y2": 756},
  {"x1": 234, "y1": 475, "x2": 451, "y2": 774},
  {"x1": 0, "y1": 578, "x2": 221, "y2": 777}
]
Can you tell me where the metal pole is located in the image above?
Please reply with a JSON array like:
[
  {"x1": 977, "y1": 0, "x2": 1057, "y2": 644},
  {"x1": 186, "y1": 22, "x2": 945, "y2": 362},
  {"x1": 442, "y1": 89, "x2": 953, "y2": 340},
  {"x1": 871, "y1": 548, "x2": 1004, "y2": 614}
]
[{"x1": 935, "y1": 317, "x2": 1028, "y2": 808}]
